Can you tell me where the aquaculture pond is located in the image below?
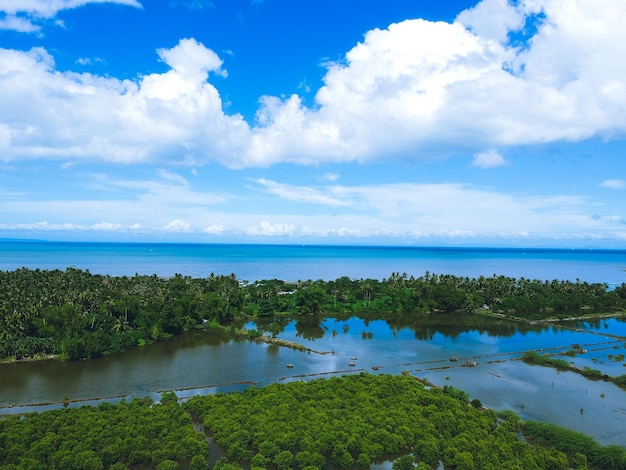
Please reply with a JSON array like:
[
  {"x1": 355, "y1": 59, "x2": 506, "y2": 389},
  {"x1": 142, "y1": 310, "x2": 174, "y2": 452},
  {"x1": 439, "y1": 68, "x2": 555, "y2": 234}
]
[{"x1": 1, "y1": 315, "x2": 625, "y2": 447}]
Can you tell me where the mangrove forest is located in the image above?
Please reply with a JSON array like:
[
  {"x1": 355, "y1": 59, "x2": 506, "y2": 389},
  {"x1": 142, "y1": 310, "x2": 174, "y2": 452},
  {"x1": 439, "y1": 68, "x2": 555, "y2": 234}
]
[{"x1": 1, "y1": 374, "x2": 625, "y2": 469}]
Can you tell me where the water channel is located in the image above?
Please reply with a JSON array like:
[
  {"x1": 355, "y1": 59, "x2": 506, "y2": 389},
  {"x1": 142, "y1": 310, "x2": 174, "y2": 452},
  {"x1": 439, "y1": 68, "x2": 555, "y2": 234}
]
[{"x1": 1, "y1": 315, "x2": 625, "y2": 447}]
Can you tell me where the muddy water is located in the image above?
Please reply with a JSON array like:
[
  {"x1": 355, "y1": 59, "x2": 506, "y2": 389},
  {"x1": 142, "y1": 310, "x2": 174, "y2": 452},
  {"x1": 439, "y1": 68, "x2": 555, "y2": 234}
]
[{"x1": 1, "y1": 316, "x2": 625, "y2": 447}]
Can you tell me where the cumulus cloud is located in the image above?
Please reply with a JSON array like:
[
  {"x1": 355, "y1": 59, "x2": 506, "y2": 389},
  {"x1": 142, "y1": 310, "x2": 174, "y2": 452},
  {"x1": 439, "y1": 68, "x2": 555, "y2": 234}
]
[
  {"x1": 163, "y1": 219, "x2": 192, "y2": 232},
  {"x1": 256, "y1": 0, "x2": 625, "y2": 165},
  {"x1": 156, "y1": 38, "x2": 225, "y2": 82},
  {"x1": 0, "y1": 220, "x2": 140, "y2": 232},
  {"x1": 456, "y1": 0, "x2": 526, "y2": 43},
  {"x1": 203, "y1": 223, "x2": 225, "y2": 235},
  {"x1": 472, "y1": 150, "x2": 506, "y2": 168},
  {"x1": 245, "y1": 221, "x2": 297, "y2": 237},
  {"x1": 91, "y1": 222, "x2": 123, "y2": 231},
  {"x1": 0, "y1": 38, "x2": 250, "y2": 165},
  {"x1": 1, "y1": 0, "x2": 626, "y2": 168}
]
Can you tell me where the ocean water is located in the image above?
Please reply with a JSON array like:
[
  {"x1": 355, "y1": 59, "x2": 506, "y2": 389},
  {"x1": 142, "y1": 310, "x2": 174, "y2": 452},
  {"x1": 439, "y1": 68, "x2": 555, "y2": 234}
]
[{"x1": 1, "y1": 241, "x2": 626, "y2": 286}]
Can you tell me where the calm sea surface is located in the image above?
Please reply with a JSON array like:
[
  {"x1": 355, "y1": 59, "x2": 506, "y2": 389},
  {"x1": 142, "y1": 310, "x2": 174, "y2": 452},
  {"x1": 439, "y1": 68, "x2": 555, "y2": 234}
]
[{"x1": 1, "y1": 241, "x2": 626, "y2": 286}]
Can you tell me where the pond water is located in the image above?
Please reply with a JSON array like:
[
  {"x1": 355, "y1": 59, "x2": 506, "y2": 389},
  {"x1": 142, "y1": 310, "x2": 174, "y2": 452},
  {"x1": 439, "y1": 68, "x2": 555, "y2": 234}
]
[{"x1": 1, "y1": 316, "x2": 625, "y2": 447}]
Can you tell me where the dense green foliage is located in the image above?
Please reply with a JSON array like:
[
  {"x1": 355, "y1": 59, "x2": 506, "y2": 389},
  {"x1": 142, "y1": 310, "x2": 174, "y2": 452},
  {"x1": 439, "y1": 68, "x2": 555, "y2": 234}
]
[
  {"x1": 1, "y1": 374, "x2": 623, "y2": 469},
  {"x1": 183, "y1": 373, "x2": 613, "y2": 470},
  {"x1": 0, "y1": 393, "x2": 207, "y2": 469},
  {"x1": 522, "y1": 421, "x2": 626, "y2": 469},
  {"x1": 0, "y1": 268, "x2": 243, "y2": 360},
  {"x1": 2, "y1": 267, "x2": 625, "y2": 360}
]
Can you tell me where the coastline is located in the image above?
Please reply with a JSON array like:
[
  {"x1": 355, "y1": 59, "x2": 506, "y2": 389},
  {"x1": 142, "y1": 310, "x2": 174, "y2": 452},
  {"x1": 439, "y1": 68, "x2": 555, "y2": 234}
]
[{"x1": 3, "y1": 310, "x2": 626, "y2": 365}]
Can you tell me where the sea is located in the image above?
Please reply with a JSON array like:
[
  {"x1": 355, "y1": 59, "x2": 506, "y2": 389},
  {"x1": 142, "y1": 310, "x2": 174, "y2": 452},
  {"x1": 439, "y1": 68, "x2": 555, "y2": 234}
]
[{"x1": 1, "y1": 240, "x2": 626, "y2": 286}]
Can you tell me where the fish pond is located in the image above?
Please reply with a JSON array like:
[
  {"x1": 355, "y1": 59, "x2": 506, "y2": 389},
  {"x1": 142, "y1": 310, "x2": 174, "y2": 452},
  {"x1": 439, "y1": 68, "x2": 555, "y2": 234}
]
[{"x1": 1, "y1": 315, "x2": 625, "y2": 447}]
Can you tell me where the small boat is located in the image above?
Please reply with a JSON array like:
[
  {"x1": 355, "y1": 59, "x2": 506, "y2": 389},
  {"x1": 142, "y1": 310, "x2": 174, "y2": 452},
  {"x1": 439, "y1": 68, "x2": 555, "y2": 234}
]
[
  {"x1": 449, "y1": 357, "x2": 458, "y2": 362},
  {"x1": 286, "y1": 364, "x2": 294, "y2": 369}
]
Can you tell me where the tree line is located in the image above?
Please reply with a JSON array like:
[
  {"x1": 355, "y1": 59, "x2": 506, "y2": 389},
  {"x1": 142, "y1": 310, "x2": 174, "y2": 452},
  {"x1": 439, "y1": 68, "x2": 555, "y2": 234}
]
[{"x1": 1, "y1": 267, "x2": 625, "y2": 360}]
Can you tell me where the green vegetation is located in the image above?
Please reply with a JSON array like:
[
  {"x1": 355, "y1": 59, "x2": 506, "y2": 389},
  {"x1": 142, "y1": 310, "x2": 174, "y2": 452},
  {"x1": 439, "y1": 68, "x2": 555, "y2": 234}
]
[
  {"x1": 522, "y1": 421, "x2": 626, "y2": 469},
  {"x1": 521, "y1": 351, "x2": 626, "y2": 391},
  {"x1": 615, "y1": 374, "x2": 626, "y2": 388},
  {"x1": 2, "y1": 268, "x2": 625, "y2": 468},
  {"x1": 0, "y1": 393, "x2": 207, "y2": 469},
  {"x1": 182, "y1": 373, "x2": 624, "y2": 469},
  {"x1": 0, "y1": 268, "x2": 245, "y2": 361},
  {"x1": 1, "y1": 268, "x2": 625, "y2": 361},
  {"x1": 1, "y1": 374, "x2": 624, "y2": 469},
  {"x1": 520, "y1": 351, "x2": 572, "y2": 371}
]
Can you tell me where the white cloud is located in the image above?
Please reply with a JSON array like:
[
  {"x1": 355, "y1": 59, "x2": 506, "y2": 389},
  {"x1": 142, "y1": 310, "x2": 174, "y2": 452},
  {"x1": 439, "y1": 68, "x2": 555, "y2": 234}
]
[
  {"x1": 239, "y1": 178, "x2": 623, "y2": 241},
  {"x1": 163, "y1": 219, "x2": 192, "y2": 232},
  {"x1": 601, "y1": 179, "x2": 626, "y2": 189},
  {"x1": 203, "y1": 223, "x2": 225, "y2": 235},
  {"x1": 245, "y1": 221, "x2": 297, "y2": 237},
  {"x1": 246, "y1": 0, "x2": 626, "y2": 166},
  {"x1": 0, "y1": 170, "x2": 231, "y2": 237},
  {"x1": 157, "y1": 169, "x2": 190, "y2": 185},
  {"x1": 91, "y1": 222, "x2": 123, "y2": 231},
  {"x1": 298, "y1": 225, "x2": 368, "y2": 238},
  {"x1": 1, "y1": 220, "x2": 137, "y2": 232},
  {"x1": 1, "y1": 0, "x2": 626, "y2": 168},
  {"x1": 75, "y1": 57, "x2": 105, "y2": 66},
  {"x1": 0, "y1": 0, "x2": 142, "y2": 17},
  {"x1": 456, "y1": 0, "x2": 526, "y2": 43},
  {"x1": 0, "y1": 39, "x2": 250, "y2": 165},
  {"x1": 255, "y1": 178, "x2": 349, "y2": 207},
  {"x1": 2, "y1": 177, "x2": 625, "y2": 243},
  {"x1": 472, "y1": 150, "x2": 506, "y2": 168},
  {"x1": 0, "y1": 15, "x2": 42, "y2": 33},
  {"x1": 0, "y1": 0, "x2": 142, "y2": 32},
  {"x1": 155, "y1": 38, "x2": 225, "y2": 82}
]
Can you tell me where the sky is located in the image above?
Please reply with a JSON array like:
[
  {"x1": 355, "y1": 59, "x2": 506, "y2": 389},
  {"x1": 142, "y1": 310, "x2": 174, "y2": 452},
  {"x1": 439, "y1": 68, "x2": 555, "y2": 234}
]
[{"x1": 0, "y1": 0, "x2": 625, "y2": 247}]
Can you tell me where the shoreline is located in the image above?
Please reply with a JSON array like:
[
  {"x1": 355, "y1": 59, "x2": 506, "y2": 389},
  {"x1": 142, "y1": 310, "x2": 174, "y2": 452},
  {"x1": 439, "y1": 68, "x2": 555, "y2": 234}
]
[{"x1": 3, "y1": 310, "x2": 625, "y2": 365}]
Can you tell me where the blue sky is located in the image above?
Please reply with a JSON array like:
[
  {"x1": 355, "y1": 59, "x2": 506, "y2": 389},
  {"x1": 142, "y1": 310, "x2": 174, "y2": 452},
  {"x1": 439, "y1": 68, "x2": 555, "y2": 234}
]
[{"x1": 0, "y1": 0, "x2": 625, "y2": 247}]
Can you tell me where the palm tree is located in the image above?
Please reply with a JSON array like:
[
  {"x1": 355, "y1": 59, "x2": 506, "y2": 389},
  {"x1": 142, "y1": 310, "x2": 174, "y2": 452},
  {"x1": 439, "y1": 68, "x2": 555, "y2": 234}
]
[
  {"x1": 330, "y1": 288, "x2": 339, "y2": 309},
  {"x1": 360, "y1": 280, "x2": 372, "y2": 308}
]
